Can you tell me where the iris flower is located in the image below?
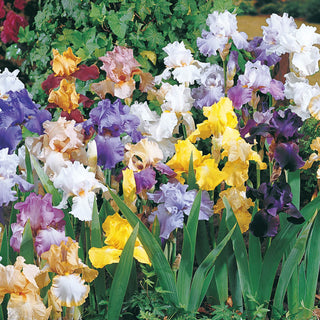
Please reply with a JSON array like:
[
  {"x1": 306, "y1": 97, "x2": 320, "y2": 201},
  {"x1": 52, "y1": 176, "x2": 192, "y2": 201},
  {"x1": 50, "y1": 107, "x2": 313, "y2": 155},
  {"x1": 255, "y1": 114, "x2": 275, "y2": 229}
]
[
  {"x1": 41, "y1": 238, "x2": 98, "y2": 308},
  {"x1": 0, "y1": 256, "x2": 51, "y2": 320},
  {"x1": 91, "y1": 46, "x2": 154, "y2": 100},
  {"x1": 147, "y1": 181, "x2": 214, "y2": 239},
  {"x1": 0, "y1": 68, "x2": 24, "y2": 99},
  {"x1": 53, "y1": 161, "x2": 108, "y2": 221},
  {"x1": 89, "y1": 213, "x2": 151, "y2": 268}
]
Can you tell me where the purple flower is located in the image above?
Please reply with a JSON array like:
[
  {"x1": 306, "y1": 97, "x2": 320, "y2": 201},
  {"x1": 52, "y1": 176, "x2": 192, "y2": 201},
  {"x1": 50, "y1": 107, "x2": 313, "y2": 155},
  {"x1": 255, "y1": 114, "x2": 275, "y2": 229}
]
[
  {"x1": 0, "y1": 89, "x2": 51, "y2": 152},
  {"x1": 134, "y1": 168, "x2": 157, "y2": 194},
  {"x1": 227, "y1": 60, "x2": 284, "y2": 109},
  {"x1": 248, "y1": 37, "x2": 281, "y2": 67},
  {"x1": 10, "y1": 193, "x2": 65, "y2": 253},
  {"x1": 272, "y1": 142, "x2": 305, "y2": 172},
  {"x1": 247, "y1": 181, "x2": 304, "y2": 237},
  {"x1": 249, "y1": 209, "x2": 280, "y2": 237},
  {"x1": 148, "y1": 181, "x2": 213, "y2": 239},
  {"x1": 35, "y1": 228, "x2": 68, "y2": 256},
  {"x1": 95, "y1": 135, "x2": 124, "y2": 170},
  {"x1": 83, "y1": 98, "x2": 141, "y2": 142}
]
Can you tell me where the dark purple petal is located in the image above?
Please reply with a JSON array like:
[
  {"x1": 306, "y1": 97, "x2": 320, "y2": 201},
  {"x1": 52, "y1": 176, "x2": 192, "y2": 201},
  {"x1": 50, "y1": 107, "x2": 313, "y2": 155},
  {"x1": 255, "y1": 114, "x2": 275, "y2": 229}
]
[
  {"x1": 249, "y1": 209, "x2": 280, "y2": 237},
  {"x1": 95, "y1": 135, "x2": 124, "y2": 169},
  {"x1": 273, "y1": 142, "x2": 305, "y2": 171}
]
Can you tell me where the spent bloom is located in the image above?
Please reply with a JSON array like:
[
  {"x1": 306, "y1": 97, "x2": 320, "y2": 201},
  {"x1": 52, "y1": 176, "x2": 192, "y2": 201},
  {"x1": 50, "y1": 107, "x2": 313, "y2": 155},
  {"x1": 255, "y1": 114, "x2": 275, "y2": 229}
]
[
  {"x1": 148, "y1": 181, "x2": 214, "y2": 239},
  {"x1": 89, "y1": 213, "x2": 151, "y2": 268}
]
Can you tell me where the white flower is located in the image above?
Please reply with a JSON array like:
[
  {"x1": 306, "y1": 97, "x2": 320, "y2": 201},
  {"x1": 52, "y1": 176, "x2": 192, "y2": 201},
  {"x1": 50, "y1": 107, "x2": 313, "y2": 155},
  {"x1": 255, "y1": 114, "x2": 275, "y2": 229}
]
[
  {"x1": 161, "y1": 84, "x2": 194, "y2": 113},
  {"x1": 163, "y1": 41, "x2": 193, "y2": 68},
  {"x1": 157, "y1": 41, "x2": 209, "y2": 85},
  {"x1": 53, "y1": 161, "x2": 107, "y2": 221},
  {"x1": 284, "y1": 72, "x2": 320, "y2": 120},
  {"x1": 0, "y1": 68, "x2": 25, "y2": 99}
]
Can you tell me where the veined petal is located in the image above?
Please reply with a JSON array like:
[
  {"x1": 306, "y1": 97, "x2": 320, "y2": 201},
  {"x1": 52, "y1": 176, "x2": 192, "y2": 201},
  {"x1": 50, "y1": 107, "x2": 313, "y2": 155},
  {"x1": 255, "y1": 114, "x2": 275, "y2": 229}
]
[
  {"x1": 52, "y1": 47, "x2": 81, "y2": 77},
  {"x1": 50, "y1": 274, "x2": 89, "y2": 307}
]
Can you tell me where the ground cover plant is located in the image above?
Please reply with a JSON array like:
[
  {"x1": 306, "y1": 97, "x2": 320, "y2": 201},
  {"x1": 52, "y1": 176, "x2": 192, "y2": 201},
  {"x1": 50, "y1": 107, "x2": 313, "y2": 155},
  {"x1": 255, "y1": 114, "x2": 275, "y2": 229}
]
[{"x1": 2, "y1": 0, "x2": 320, "y2": 319}]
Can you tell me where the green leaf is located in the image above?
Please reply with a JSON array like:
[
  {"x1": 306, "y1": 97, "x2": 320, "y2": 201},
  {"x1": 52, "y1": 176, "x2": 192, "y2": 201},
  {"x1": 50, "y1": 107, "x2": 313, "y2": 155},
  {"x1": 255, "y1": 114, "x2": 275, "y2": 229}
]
[
  {"x1": 109, "y1": 188, "x2": 179, "y2": 307},
  {"x1": 108, "y1": 12, "x2": 128, "y2": 39},
  {"x1": 20, "y1": 220, "x2": 34, "y2": 264},
  {"x1": 0, "y1": 226, "x2": 10, "y2": 266},
  {"x1": 176, "y1": 192, "x2": 201, "y2": 307},
  {"x1": 302, "y1": 210, "x2": 320, "y2": 314},
  {"x1": 30, "y1": 154, "x2": 61, "y2": 206},
  {"x1": 257, "y1": 195, "x2": 320, "y2": 305},
  {"x1": 223, "y1": 197, "x2": 255, "y2": 313},
  {"x1": 272, "y1": 211, "x2": 316, "y2": 318},
  {"x1": 107, "y1": 224, "x2": 139, "y2": 320},
  {"x1": 188, "y1": 224, "x2": 236, "y2": 312},
  {"x1": 187, "y1": 152, "x2": 197, "y2": 191},
  {"x1": 213, "y1": 0, "x2": 235, "y2": 12}
]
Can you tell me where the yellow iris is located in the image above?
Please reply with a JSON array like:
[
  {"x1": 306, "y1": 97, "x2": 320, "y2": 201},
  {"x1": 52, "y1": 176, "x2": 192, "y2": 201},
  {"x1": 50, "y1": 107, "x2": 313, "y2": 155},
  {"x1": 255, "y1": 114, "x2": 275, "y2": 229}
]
[
  {"x1": 48, "y1": 78, "x2": 80, "y2": 113},
  {"x1": 89, "y1": 213, "x2": 151, "y2": 268},
  {"x1": 52, "y1": 47, "x2": 81, "y2": 77}
]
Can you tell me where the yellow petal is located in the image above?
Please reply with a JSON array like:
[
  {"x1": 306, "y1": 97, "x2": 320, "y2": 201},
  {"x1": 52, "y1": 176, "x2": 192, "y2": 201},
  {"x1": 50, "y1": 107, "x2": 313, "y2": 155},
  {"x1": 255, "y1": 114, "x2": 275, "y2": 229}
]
[
  {"x1": 52, "y1": 47, "x2": 81, "y2": 76},
  {"x1": 88, "y1": 246, "x2": 122, "y2": 268},
  {"x1": 195, "y1": 158, "x2": 226, "y2": 191},
  {"x1": 133, "y1": 246, "x2": 151, "y2": 266},
  {"x1": 222, "y1": 160, "x2": 249, "y2": 187},
  {"x1": 48, "y1": 79, "x2": 79, "y2": 113},
  {"x1": 123, "y1": 168, "x2": 137, "y2": 210}
]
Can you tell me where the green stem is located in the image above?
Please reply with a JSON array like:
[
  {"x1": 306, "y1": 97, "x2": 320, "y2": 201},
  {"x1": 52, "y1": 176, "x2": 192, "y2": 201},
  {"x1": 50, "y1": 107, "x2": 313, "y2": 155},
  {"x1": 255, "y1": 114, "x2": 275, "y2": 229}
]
[{"x1": 223, "y1": 59, "x2": 227, "y2": 97}]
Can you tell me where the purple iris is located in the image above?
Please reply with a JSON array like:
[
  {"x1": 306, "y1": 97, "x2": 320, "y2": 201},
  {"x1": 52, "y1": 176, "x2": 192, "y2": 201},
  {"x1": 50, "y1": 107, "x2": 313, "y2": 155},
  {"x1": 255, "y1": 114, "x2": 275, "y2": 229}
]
[
  {"x1": 248, "y1": 37, "x2": 281, "y2": 67},
  {"x1": 247, "y1": 181, "x2": 304, "y2": 237},
  {"x1": 82, "y1": 99, "x2": 142, "y2": 169},
  {"x1": 10, "y1": 193, "x2": 67, "y2": 256},
  {"x1": 0, "y1": 89, "x2": 51, "y2": 153},
  {"x1": 227, "y1": 60, "x2": 284, "y2": 109},
  {"x1": 147, "y1": 181, "x2": 213, "y2": 239},
  {"x1": 247, "y1": 109, "x2": 304, "y2": 171}
]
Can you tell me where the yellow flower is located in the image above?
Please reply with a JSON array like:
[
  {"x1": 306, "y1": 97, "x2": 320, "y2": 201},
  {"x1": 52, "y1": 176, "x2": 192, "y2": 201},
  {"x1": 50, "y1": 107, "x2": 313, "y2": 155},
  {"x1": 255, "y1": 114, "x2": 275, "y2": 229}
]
[
  {"x1": 52, "y1": 47, "x2": 81, "y2": 77},
  {"x1": 214, "y1": 186, "x2": 254, "y2": 233},
  {"x1": 166, "y1": 139, "x2": 208, "y2": 183},
  {"x1": 195, "y1": 158, "x2": 226, "y2": 191},
  {"x1": 188, "y1": 97, "x2": 238, "y2": 142},
  {"x1": 48, "y1": 78, "x2": 80, "y2": 113},
  {"x1": 89, "y1": 213, "x2": 151, "y2": 268},
  {"x1": 222, "y1": 159, "x2": 249, "y2": 187},
  {"x1": 123, "y1": 168, "x2": 137, "y2": 212},
  {"x1": 41, "y1": 238, "x2": 98, "y2": 308}
]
